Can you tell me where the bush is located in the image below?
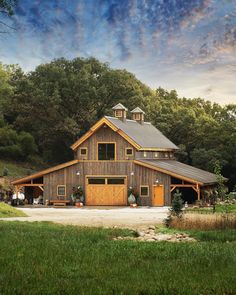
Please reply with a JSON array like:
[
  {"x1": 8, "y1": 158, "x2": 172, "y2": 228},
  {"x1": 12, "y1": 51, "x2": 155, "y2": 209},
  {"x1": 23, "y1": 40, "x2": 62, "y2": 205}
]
[
  {"x1": 170, "y1": 189, "x2": 184, "y2": 217},
  {"x1": 2, "y1": 167, "x2": 9, "y2": 176}
]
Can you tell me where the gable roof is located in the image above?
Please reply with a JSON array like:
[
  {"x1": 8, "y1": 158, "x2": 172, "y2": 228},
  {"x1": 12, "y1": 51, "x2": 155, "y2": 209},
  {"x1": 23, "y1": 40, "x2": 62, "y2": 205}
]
[
  {"x1": 71, "y1": 116, "x2": 178, "y2": 151},
  {"x1": 131, "y1": 107, "x2": 145, "y2": 114},
  {"x1": 134, "y1": 159, "x2": 223, "y2": 185},
  {"x1": 112, "y1": 103, "x2": 128, "y2": 111},
  {"x1": 105, "y1": 116, "x2": 178, "y2": 150}
]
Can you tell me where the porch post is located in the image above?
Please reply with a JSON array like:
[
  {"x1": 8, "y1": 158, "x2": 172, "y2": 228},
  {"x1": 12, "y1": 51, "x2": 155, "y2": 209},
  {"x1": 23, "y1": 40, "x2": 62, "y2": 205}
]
[{"x1": 196, "y1": 183, "x2": 200, "y2": 201}]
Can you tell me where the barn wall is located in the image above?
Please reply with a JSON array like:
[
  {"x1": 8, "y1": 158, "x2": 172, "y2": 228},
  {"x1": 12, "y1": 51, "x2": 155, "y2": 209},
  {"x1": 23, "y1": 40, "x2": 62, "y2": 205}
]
[
  {"x1": 43, "y1": 161, "x2": 171, "y2": 206},
  {"x1": 76, "y1": 126, "x2": 135, "y2": 160}
]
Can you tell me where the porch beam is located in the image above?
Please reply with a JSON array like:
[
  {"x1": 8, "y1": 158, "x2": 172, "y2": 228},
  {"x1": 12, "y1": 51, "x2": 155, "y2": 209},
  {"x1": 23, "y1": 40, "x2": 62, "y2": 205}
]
[
  {"x1": 17, "y1": 184, "x2": 44, "y2": 187},
  {"x1": 171, "y1": 184, "x2": 198, "y2": 188},
  {"x1": 38, "y1": 186, "x2": 44, "y2": 192}
]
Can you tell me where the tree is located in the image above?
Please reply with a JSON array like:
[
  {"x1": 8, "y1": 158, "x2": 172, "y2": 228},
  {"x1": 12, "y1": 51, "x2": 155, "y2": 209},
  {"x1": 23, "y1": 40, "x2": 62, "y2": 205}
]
[
  {"x1": 214, "y1": 161, "x2": 227, "y2": 201},
  {"x1": 0, "y1": 0, "x2": 17, "y2": 33}
]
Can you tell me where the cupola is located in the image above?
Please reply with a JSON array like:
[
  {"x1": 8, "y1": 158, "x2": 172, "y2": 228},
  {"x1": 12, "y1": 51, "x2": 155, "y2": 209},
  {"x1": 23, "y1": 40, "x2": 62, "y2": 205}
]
[
  {"x1": 112, "y1": 103, "x2": 128, "y2": 121},
  {"x1": 131, "y1": 107, "x2": 145, "y2": 124}
]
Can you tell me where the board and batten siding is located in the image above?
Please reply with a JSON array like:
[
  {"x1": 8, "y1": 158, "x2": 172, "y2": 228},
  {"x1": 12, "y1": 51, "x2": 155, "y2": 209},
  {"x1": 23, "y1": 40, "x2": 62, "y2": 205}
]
[
  {"x1": 43, "y1": 161, "x2": 171, "y2": 206},
  {"x1": 76, "y1": 126, "x2": 135, "y2": 160}
]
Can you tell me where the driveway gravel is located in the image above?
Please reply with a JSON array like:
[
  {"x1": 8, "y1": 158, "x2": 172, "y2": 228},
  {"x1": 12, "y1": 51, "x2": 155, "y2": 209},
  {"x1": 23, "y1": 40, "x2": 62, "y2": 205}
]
[{"x1": 0, "y1": 207, "x2": 169, "y2": 229}]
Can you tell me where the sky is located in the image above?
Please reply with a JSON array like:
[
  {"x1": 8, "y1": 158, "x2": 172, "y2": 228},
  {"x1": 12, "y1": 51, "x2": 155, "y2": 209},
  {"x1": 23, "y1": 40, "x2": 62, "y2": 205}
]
[{"x1": 1, "y1": 0, "x2": 236, "y2": 105}]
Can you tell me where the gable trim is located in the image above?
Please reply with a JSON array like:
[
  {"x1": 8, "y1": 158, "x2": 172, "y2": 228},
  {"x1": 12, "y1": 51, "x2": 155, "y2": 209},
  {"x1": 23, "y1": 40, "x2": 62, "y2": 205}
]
[
  {"x1": 134, "y1": 160, "x2": 203, "y2": 185},
  {"x1": 12, "y1": 159, "x2": 79, "y2": 185},
  {"x1": 71, "y1": 117, "x2": 141, "y2": 151}
]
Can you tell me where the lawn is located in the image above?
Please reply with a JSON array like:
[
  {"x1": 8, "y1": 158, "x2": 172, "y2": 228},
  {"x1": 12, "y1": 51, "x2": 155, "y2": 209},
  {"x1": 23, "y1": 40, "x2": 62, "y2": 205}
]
[
  {"x1": 0, "y1": 222, "x2": 235, "y2": 295},
  {"x1": 0, "y1": 202, "x2": 27, "y2": 218}
]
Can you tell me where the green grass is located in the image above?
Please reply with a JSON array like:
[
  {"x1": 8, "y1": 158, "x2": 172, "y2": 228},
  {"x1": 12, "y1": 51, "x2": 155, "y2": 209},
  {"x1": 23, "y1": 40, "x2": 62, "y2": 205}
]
[
  {"x1": 0, "y1": 222, "x2": 236, "y2": 295},
  {"x1": 0, "y1": 202, "x2": 27, "y2": 218},
  {"x1": 186, "y1": 204, "x2": 236, "y2": 214}
]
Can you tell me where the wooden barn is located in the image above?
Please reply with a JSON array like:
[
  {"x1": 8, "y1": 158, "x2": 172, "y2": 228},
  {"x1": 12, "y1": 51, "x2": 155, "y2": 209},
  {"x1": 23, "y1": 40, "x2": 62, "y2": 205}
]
[{"x1": 12, "y1": 103, "x2": 219, "y2": 206}]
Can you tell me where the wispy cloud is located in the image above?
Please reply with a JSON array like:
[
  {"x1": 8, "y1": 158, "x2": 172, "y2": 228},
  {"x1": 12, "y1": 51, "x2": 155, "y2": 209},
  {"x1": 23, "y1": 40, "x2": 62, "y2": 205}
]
[{"x1": 0, "y1": 0, "x2": 235, "y2": 104}]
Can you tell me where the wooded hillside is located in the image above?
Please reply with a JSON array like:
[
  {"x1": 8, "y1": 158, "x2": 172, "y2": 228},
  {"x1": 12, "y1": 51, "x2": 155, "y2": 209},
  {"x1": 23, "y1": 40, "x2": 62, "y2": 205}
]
[{"x1": 0, "y1": 58, "x2": 235, "y2": 189}]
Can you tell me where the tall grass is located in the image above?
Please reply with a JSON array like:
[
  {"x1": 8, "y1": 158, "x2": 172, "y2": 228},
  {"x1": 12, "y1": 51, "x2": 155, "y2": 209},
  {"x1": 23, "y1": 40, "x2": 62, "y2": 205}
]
[{"x1": 169, "y1": 213, "x2": 236, "y2": 230}]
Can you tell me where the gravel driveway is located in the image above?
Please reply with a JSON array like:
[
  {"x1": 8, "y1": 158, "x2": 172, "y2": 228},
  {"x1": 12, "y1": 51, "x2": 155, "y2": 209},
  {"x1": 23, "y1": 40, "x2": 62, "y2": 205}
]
[{"x1": 0, "y1": 207, "x2": 169, "y2": 229}]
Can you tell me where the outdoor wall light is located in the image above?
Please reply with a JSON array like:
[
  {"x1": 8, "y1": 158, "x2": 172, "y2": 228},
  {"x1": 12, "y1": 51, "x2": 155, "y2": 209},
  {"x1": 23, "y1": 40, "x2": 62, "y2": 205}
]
[
  {"x1": 76, "y1": 171, "x2": 80, "y2": 176},
  {"x1": 155, "y1": 179, "x2": 159, "y2": 184},
  {"x1": 130, "y1": 171, "x2": 134, "y2": 176}
]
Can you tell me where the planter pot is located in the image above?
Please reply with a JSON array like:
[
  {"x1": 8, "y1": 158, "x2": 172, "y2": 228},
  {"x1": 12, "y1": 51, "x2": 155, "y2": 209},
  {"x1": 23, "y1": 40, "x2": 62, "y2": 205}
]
[
  {"x1": 128, "y1": 193, "x2": 136, "y2": 205},
  {"x1": 130, "y1": 203, "x2": 138, "y2": 208},
  {"x1": 76, "y1": 202, "x2": 84, "y2": 207}
]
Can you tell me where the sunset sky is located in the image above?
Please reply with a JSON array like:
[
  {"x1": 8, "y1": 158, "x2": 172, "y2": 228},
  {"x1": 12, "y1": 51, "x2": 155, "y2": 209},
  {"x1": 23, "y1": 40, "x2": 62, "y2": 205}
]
[{"x1": 1, "y1": 0, "x2": 236, "y2": 104}]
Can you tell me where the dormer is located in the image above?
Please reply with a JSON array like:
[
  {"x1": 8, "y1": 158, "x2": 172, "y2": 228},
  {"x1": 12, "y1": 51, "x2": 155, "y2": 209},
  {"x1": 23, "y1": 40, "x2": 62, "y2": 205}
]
[
  {"x1": 131, "y1": 107, "x2": 145, "y2": 124},
  {"x1": 112, "y1": 103, "x2": 128, "y2": 122}
]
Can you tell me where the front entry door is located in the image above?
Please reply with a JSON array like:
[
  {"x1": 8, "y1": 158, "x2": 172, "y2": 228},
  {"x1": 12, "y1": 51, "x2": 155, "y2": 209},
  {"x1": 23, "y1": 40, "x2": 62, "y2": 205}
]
[{"x1": 152, "y1": 185, "x2": 164, "y2": 206}]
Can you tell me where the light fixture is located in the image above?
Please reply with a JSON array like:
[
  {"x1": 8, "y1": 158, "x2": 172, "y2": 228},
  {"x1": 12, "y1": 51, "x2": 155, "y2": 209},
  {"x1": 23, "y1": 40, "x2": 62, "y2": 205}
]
[
  {"x1": 155, "y1": 179, "x2": 159, "y2": 184},
  {"x1": 130, "y1": 171, "x2": 134, "y2": 176},
  {"x1": 76, "y1": 171, "x2": 80, "y2": 176}
]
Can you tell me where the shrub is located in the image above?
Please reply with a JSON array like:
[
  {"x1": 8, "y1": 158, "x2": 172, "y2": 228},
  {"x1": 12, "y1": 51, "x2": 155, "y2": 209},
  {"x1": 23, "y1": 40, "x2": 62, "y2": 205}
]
[
  {"x1": 2, "y1": 167, "x2": 9, "y2": 176},
  {"x1": 170, "y1": 189, "x2": 184, "y2": 217}
]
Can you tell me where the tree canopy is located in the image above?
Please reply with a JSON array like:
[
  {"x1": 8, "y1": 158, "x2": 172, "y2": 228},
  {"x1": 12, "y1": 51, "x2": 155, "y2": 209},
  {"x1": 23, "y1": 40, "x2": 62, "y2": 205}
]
[{"x1": 0, "y1": 57, "x2": 235, "y2": 189}]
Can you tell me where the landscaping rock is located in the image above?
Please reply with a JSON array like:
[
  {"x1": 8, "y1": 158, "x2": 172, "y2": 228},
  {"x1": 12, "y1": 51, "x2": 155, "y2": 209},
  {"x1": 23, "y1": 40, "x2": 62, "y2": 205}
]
[{"x1": 148, "y1": 225, "x2": 156, "y2": 230}]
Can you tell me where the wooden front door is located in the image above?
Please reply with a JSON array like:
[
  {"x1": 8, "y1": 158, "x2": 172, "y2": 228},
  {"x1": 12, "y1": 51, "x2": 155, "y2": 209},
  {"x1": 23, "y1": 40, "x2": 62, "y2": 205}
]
[
  {"x1": 152, "y1": 185, "x2": 164, "y2": 206},
  {"x1": 86, "y1": 177, "x2": 127, "y2": 206}
]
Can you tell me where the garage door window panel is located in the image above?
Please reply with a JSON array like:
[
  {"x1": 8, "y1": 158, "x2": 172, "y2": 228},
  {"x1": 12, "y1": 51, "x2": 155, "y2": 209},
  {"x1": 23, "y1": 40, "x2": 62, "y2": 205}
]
[
  {"x1": 107, "y1": 178, "x2": 125, "y2": 185},
  {"x1": 88, "y1": 178, "x2": 106, "y2": 184}
]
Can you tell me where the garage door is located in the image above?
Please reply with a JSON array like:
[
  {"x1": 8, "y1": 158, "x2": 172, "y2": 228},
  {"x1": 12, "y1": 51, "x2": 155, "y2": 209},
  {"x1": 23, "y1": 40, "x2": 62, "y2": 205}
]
[{"x1": 86, "y1": 177, "x2": 127, "y2": 206}]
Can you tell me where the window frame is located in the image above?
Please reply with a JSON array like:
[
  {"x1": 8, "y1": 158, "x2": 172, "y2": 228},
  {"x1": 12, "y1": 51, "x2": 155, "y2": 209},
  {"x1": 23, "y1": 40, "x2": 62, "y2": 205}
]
[
  {"x1": 57, "y1": 185, "x2": 66, "y2": 197},
  {"x1": 97, "y1": 142, "x2": 116, "y2": 161},
  {"x1": 140, "y1": 185, "x2": 149, "y2": 197},
  {"x1": 115, "y1": 110, "x2": 123, "y2": 118},
  {"x1": 80, "y1": 147, "x2": 88, "y2": 157},
  {"x1": 133, "y1": 113, "x2": 141, "y2": 120},
  {"x1": 125, "y1": 147, "x2": 133, "y2": 157}
]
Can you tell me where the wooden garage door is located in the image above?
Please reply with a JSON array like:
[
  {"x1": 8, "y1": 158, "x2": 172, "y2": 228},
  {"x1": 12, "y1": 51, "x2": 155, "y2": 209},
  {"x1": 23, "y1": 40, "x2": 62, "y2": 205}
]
[{"x1": 86, "y1": 177, "x2": 127, "y2": 206}]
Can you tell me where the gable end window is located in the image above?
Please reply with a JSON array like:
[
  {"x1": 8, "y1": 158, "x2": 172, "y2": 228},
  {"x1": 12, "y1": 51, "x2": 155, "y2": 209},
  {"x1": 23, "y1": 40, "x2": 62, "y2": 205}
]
[
  {"x1": 80, "y1": 148, "x2": 88, "y2": 157},
  {"x1": 140, "y1": 185, "x2": 149, "y2": 197},
  {"x1": 125, "y1": 148, "x2": 133, "y2": 156},
  {"x1": 98, "y1": 143, "x2": 115, "y2": 160},
  {"x1": 57, "y1": 185, "x2": 66, "y2": 196}
]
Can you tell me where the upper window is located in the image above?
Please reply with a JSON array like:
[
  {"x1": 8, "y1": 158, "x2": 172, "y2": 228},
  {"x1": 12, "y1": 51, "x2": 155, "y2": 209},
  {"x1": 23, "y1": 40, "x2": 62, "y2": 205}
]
[
  {"x1": 80, "y1": 148, "x2": 88, "y2": 157},
  {"x1": 133, "y1": 113, "x2": 141, "y2": 120},
  {"x1": 125, "y1": 148, "x2": 133, "y2": 157},
  {"x1": 115, "y1": 110, "x2": 123, "y2": 118},
  {"x1": 154, "y1": 152, "x2": 159, "y2": 158},
  {"x1": 140, "y1": 185, "x2": 149, "y2": 197},
  {"x1": 98, "y1": 143, "x2": 115, "y2": 160},
  {"x1": 88, "y1": 178, "x2": 105, "y2": 185},
  {"x1": 57, "y1": 185, "x2": 66, "y2": 196},
  {"x1": 143, "y1": 151, "x2": 147, "y2": 158}
]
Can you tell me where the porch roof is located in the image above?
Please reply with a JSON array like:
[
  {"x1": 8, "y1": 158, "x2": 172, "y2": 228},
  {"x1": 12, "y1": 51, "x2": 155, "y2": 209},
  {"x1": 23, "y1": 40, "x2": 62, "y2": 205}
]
[{"x1": 134, "y1": 159, "x2": 223, "y2": 185}]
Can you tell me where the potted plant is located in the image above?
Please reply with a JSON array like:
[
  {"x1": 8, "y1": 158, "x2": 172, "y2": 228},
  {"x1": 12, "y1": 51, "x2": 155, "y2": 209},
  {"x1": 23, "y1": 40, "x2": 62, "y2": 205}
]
[
  {"x1": 128, "y1": 187, "x2": 138, "y2": 207},
  {"x1": 75, "y1": 186, "x2": 84, "y2": 207}
]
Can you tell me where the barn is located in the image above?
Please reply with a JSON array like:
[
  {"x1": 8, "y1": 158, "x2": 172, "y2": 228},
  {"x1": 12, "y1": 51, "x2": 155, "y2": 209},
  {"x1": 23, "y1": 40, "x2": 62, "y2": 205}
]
[{"x1": 12, "y1": 103, "x2": 219, "y2": 206}]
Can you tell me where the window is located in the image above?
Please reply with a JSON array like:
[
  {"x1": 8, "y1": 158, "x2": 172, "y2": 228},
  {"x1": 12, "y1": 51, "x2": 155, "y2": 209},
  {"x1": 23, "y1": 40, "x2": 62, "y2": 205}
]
[
  {"x1": 57, "y1": 185, "x2": 66, "y2": 196},
  {"x1": 98, "y1": 143, "x2": 115, "y2": 160},
  {"x1": 88, "y1": 178, "x2": 106, "y2": 184},
  {"x1": 107, "y1": 178, "x2": 125, "y2": 185},
  {"x1": 80, "y1": 147, "x2": 88, "y2": 157},
  {"x1": 165, "y1": 153, "x2": 169, "y2": 158},
  {"x1": 140, "y1": 186, "x2": 149, "y2": 197},
  {"x1": 125, "y1": 148, "x2": 133, "y2": 156},
  {"x1": 115, "y1": 110, "x2": 123, "y2": 118},
  {"x1": 143, "y1": 151, "x2": 147, "y2": 158},
  {"x1": 154, "y1": 152, "x2": 159, "y2": 158},
  {"x1": 133, "y1": 113, "x2": 141, "y2": 120}
]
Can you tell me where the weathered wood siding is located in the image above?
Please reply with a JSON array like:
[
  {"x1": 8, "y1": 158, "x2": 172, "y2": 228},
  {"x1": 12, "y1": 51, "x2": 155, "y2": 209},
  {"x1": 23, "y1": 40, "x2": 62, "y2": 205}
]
[
  {"x1": 76, "y1": 126, "x2": 135, "y2": 160},
  {"x1": 43, "y1": 161, "x2": 171, "y2": 206}
]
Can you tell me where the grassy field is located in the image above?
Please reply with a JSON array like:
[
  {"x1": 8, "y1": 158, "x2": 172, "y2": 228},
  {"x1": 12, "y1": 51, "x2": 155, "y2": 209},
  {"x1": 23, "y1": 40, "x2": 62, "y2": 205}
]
[
  {"x1": 0, "y1": 222, "x2": 235, "y2": 295},
  {"x1": 0, "y1": 203, "x2": 27, "y2": 218},
  {"x1": 186, "y1": 204, "x2": 236, "y2": 214}
]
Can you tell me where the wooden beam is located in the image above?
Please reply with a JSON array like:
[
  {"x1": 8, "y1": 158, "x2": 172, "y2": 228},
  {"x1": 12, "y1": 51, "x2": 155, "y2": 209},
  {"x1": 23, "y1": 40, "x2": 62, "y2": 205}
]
[
  {"x1": 171, "y1": 184, "x2": 197, "y2": 188},
  {"x1": 18, "y1": 184, "x2": 44, "y2": 187},
  {"x1": 170, "y1": 185, "x2": 177, "y2": 192},
  {"x1": 39, "y1": 186, "x2": 44, "y2": 191}
]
